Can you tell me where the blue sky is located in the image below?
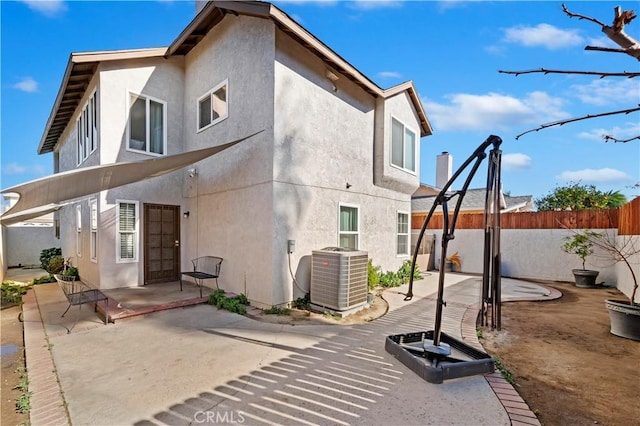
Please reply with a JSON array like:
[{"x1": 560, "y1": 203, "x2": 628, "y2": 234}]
[{"x1": 2, "y1": 0, "x2": 639, "y2": 205}]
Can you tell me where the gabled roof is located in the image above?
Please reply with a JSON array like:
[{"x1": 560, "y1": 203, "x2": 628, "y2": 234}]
[
  {"x1": 412, "y1": 188, "x2": 533, "y2": 214},
  {"x1": 168, "y1": 1, "x2": 431, "y2": 136},
  {"x1": 39, "y1": 1, "x2": 432, "y2": 154}
]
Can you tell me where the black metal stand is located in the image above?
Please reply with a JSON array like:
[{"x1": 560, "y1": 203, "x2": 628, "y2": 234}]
[{"x1": 386, "y1": 135, "x2": 503, "y2": 383}]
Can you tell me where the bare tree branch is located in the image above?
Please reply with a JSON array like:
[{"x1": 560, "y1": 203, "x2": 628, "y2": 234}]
[
  {"x1": 561, "y1": 3, "x2": 606, "y2": 26},
  {"x1": 562, "y1": 4, "x2": 640, "y2": 60},
  {"x1": 603, "y1": 135, "x2": 640, "y2": 143},
  {"x1": 499, "y1": 68, "x2": 640, "y2": 78},
  {"x1": 515, "y1": 105, "x2": 640, "y2": 140}
]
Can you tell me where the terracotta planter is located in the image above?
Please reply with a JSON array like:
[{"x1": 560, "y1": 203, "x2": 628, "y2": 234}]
[
  {"x1": 605, "y1": 299, "x2": 640, "y2": 341},
  {"x1": 571, "y1": 269, "x2": 599, "y2": 288}
]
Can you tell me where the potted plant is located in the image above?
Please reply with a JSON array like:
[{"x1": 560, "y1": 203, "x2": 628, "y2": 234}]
[
  {"x1": 583, "y1": 231, "x2": 640, "y2": 341},
  {"x1": 444, "y1": 252, "x2": 461, "y2": 272},
  {"x1": 562, "y1": 230, "x2": 600, "y2": 287}
]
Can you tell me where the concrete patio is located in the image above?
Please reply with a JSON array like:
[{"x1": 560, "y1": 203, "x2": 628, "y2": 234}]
[{"x1": 14, "y1": 268, "x2": 552, "y2": 425}]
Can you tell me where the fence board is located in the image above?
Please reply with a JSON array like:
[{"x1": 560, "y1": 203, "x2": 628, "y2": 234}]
[
  {"x1": 412, "y1": 207, "x2": 620, "y2": 230},
  {"x1": 618, "y1": 197, "x2": 640, "y2": 235}
]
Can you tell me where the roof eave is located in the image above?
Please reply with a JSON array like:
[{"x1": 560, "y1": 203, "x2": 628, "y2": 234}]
[
  {"x1": 38, "y1": 48, "x2": 168, "y2": 155},
  {"x1": 383, "y1": 81, "x2": 433, "y2": 138}
]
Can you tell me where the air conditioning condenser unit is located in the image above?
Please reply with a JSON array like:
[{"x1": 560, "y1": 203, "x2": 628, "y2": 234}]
[{"x1": 310, "y1": 247, "x2": 368, "y2": 311}]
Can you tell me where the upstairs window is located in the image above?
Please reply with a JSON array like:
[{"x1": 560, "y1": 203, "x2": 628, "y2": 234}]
[
  {"x1": 391, "y1": 117, "x2": 416, "y2": 173},
  {"x1": 198, "y1": 80, "x2": 228, "y2": 132},
  {"x1": 339, "y1": 204, "x2": 359, "y2": 250},
  {"x1": 397, "y1": 211, "x2": 409, "y2": 256},
  {"x1": 128, "y1": 93, "x2": 166, "y2": 155},
  {"x1": 76, "y1": 90, "x2": 98, "y2": 165}
]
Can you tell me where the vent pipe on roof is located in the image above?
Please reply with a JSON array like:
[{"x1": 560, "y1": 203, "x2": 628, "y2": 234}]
[{"x1": 436, "y1": 152, "x2": 452, "y2": 189}]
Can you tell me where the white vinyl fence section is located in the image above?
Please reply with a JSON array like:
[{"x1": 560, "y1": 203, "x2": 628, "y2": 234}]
[{"x1": 422, "y1": 229, "x2": 638, "y2": 303}]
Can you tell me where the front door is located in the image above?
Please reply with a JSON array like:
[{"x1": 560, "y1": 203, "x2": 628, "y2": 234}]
[{"x1": 144, "y1": 204, "x2": 180, "y2": 284}]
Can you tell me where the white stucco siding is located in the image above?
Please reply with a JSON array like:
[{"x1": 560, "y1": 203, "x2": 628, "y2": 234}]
[
  {"x1": 181, "y1": 15, "x2": 276, "y2": 302},
  {"x1": 98, "y1": 57, "x2": 185, "y2": 164},
  {"x1": 184, "y1": 15, "x2": 275, "y2": 187},
  {"x1": 271, "y1": 30, "x2": 415, "y2": 304},
  {"x1": 374, "y1": 92, "x2": 421, "y2": 194}
]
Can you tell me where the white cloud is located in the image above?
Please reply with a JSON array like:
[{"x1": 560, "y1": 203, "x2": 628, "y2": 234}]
[
  {"x1": 557, "y1": 168, "x2": 632, "y2": 184},
  {"x1": 502, "y1": 153, "x2": 532, "y2": 171},
  {"x1": 578, "y1": 122, "x2": 640, "y2": 141},
  {"x1": 569, "y1": 79, "x2": 640, "y2": 106},
  {"x1": 20, "y1": 0, "x2": 67, "y2": 16},
  {"x1": 377, "y1": 71, "x2": 402, "y2": 79},
  {"x1": 423, "y1": 91, "x2": 568, "y2": 132},
  {"x1": 13, "y1": 77, "x2": 38, "y2": 93},
  {"x1": 2, "y1": 163, "x2": 46, "y2": 176},
  {"x1": 502, "y1": 23, "x2": 583, "y2": 50},
  {"x1": 3, "y1": 164, "x2": 27, "y2": 175}
]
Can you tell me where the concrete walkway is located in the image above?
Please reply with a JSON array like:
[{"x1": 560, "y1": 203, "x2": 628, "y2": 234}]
[{"x1": 18, "y1": 269, "x2": 557, "y2": 425}]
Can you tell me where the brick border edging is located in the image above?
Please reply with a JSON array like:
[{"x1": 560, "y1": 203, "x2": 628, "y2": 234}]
[
  {"x1": 460, "y1": 284, "x2": 562, "y2": 426},
  {"x1": 22, "y1": 289, "x2": 70, "y2": 426}
]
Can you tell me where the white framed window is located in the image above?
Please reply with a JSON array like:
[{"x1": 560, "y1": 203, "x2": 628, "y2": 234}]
[
  {"x1": 391, "y1": 117, "x2": 416, "y2": 173},
  {"x1": 90, "y1": 199, "x2": 98, "y2": 262},
  {"x1": 76, "y1": 205, "x2": 82, "y2": 257},
  {"x1": 116, "y1": 200, "x2": 139, "y2": 263},
  {"x1": 197, "y1": 79, "x2": 228, "y2": 132},
  {"x1": 127, "y1": 92, "x2": 166, "y2": 155},
  {"x1": 76, "y1": 90, "x2": 98, "y2": 165},
  {"x1": 338, "y1": 203, "x2": 359, "y2": 250},
  {"x1": 397, "y1": 211, "x2": 409, "y2": 256}
]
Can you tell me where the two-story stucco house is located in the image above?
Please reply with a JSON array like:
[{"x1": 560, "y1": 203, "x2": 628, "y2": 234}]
[{"x1": 36, "y1": 1, "x2": 432, "y2": 307}]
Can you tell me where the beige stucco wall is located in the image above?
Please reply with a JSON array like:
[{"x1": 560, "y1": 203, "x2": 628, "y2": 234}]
[
  {"x1": 271, "y1": 29, "x2": 418, "y2": 305},
  {"x1": 97, "y1": 57, "x2": 186, "y2": 288},
  {"x1": 180, "y1": 15, "x2": 276, "y2": 304},
  {"x1": 48, "y1": 13, "x2": 427, "y2": 306}
]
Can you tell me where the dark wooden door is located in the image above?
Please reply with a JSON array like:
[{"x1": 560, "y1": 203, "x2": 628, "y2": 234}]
[{"x1": 144, "y1": 204, "x2": 180, "y2": 284}]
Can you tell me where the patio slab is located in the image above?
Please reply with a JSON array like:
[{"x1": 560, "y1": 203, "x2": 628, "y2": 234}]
[{"x1": 21, "y1": 271, "x2": 555, "y2": 425}]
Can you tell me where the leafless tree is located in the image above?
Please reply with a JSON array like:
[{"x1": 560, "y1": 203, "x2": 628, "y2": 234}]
[{"x1": 500, "y1": 4, "x2": 639, "y2": 140}]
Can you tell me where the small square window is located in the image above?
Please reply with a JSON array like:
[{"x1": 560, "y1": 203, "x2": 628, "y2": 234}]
[{"x1": 198, "y1": 80, "x2": 228, "y2": 132}]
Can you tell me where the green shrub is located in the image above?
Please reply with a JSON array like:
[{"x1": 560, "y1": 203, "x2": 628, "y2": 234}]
[
  {"x1": 39, "y1": 248, "x2": 61, "y2": 270},
  {"x1": 367, "y1": 259, "x2": 381, "y2": 290},
  {"x1": 397, "y1": 260, "x2": 423, "y2": 284},
  {"x1": 264, "y1": 306, "x2": 291, "y2": 315},
  {"x1": 46, "y1": 256, "x2": 64, "y2": 274},
  {"x1": 293, "y1": 293, "x2": 310, "y2": 310},
  {"x1": 208, "y1": 290, "x2": 249, "y2": 315},
  {"x1": 1, "y1": 281, "x2": 29, "y2": 304},
  {"x1": 379, "y1": 271, "x2": 401, "y2": 288},
  {"x1": 32, "y1": 275, "x2": 56, "y2": 285}
]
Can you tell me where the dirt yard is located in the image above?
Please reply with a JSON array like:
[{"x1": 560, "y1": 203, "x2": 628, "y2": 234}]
[
  {"x1": 1, "y1": 304, "x2": 29, "y2": 426},
  {"x1": 481, "y1": 281, "x2": 639, "y2": 426}
]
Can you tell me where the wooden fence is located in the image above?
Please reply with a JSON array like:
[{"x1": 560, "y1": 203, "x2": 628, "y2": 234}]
[
  {"x1": 618, "y1": 196, "x2": 640, "y2": 235},
  {"x1": 412, "y1": 196, "x2": 639, "y2": 234}
]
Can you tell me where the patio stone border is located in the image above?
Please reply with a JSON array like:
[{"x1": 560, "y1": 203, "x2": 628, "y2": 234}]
[
  {"x1": 460, "y1": 283, "x2": 562, "y2": 426},
  {"x1": 22, "y1": 289, "x2": 70, "y2": 426}
]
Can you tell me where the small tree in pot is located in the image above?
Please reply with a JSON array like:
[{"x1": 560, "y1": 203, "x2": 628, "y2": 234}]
[
  {"x1": 562, "y1": 230, "x2": 601, "y2": 287},
  {"x1": 586, "y1": 231, "x2": 640, "y2": 341}
]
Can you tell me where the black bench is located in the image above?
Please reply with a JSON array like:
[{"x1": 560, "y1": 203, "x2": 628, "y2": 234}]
[
  {"x1": 54, "y1": 274, "x2": 109, "y2": 333},
  {"x1": 180, "y1": 256, "x2": 223, "y2": 298}
]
